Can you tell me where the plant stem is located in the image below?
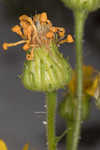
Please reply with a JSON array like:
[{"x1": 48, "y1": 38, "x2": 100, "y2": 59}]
[
  {"x1": 56, "y1": 129, "x2": 68, "y2": 143},
  {"x1": 72, "y1": 10, "x2": 87, "y2": 150},
  {"x1": 66, "y1": 10, "x2": 88, "y2": 150},
  {"x1": 46, "y1": 91, "x2": 57, "y2": 150},
  {"x1": 66, "y1": 120, "x2": 74, "y2": 150}
]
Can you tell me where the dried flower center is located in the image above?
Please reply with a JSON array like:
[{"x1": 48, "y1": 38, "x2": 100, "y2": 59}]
[{"x1": 2, "y1": 12, "x2": 74, "y2": 60}]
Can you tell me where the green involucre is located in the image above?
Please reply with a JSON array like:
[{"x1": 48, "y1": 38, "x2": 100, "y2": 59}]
[
  {"x1": 21, "y1": 42, "x2": 72, "y2": 92},
  {"x1": 59, "y1": 94, "x2": 90, "y2": 121},
  {"x1": 61, "y1": 0, "x2": 100, "y2": 12}
]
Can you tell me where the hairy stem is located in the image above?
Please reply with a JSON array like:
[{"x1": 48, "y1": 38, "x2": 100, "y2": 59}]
[
  {"x1": 72, "y1": 10, "x2": 87, "y2": 150},
  {"x1": 66, "y1": 10, "x2": 88, "y2": 150},
  {"x1": 66, "y1": 120, "x2": 74, "y2": 149},
  {"x1": 46, "y1": 91, "x2": 57, "y2": 150}
]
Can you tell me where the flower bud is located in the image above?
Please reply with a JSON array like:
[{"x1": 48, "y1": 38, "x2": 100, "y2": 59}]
[
  {"x1": 59, "y1": 94, "x2": 90, "y2": 121},
  {"x1": 21, "y1": 42, "x2": 72, "y2": 92},
  {"x1": 61, "y1": 0, "x2": 100, "y2": 12}
]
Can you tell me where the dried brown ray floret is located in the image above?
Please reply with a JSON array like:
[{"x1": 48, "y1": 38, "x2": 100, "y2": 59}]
[{"x1": 2, "y1": 12, "x2": 74, "y2": 60}]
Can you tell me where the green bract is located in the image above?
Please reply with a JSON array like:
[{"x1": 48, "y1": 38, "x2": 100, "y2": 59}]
[
  {"x1": 21, "y1": 42, "x2": 72, "y2": 92},
  {"x1": 59, "y1": 94, "x2": 90, "y2": 121},
  {"x1": 61, "y1": 0, "x2": 100, "y2": 12}
]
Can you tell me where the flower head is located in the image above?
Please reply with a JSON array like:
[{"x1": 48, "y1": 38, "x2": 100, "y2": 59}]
[
  {"x1": 68, "y1": 65, "x2": 100, "y2": 97},
  {"x1": 2, "y1": 12, "x2": 74, "y2": 61},
  {"x1": 86, "y1": 73, "x2": 100, "y2": 98},
  {"x1": 0, "y1": 140, "x2": 8, "y2": 150},
  {"x1": 3, "y1": 12, "x2": 73, "y2": 92},
  {"x1": 59, "y1": 65, "x2": 100, "y2": 121},
  {"x1": 61, "y1": 0, "x2": 100, "y2": 12},
  {"x1": 22, "y1": 144, "x2": 29, "y2": 150},
  {"x1": 0, "y1": 140, "x2": 29, "y2": 150}
]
